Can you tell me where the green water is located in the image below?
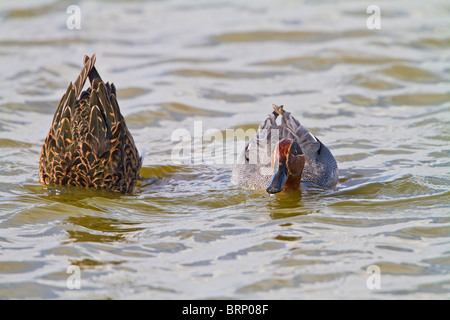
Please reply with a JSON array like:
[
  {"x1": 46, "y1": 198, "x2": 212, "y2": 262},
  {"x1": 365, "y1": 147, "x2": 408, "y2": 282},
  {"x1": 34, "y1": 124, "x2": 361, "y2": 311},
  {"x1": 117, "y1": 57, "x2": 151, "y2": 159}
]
[{"x1": 0, "y1": 0, "x2": 449, "y2": 299}]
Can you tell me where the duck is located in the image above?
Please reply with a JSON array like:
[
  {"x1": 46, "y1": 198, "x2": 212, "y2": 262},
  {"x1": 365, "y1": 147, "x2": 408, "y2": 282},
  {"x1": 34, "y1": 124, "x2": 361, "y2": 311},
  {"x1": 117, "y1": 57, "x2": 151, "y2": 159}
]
[
  {"x1": 231, "y1": 104, "x2": 338, "y2": 193},
  {"x1": 39, "y1": 54, "x2": 142, "y2": 194}
]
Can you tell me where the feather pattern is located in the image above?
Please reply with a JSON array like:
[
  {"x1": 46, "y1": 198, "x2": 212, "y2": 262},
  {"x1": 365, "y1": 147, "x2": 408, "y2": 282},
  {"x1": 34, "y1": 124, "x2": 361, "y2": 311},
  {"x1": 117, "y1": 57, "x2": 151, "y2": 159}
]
[
  {"x1": 232, "y1": 104, "x2": 338, "y2": 190},
  {"x1": 39, "y1": 54, "x2": 142, "y2": 194}
]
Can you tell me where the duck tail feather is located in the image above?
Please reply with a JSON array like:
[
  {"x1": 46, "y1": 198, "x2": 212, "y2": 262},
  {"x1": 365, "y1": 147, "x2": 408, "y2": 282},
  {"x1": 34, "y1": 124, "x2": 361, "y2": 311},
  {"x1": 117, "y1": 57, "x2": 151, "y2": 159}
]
[
  {"x1": 272, "y1": 104, "x2": 285, "y2": 117},
  {"x1": 88, "y1": 65, "x2": 103, "y2": 85},
  {"x1": 74, "y1": 54, "x2": 96, "y2": 98}
]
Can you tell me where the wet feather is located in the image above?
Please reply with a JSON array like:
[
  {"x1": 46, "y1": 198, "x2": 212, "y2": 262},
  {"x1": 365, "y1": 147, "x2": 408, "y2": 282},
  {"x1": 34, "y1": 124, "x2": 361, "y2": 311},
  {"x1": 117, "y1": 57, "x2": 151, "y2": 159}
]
[
  {"x1": 232, "y1": 104, "x2": 338, "y2": 190},
  {"x1": 39, "y1": 54, "x2": 142, "y2": 194}
]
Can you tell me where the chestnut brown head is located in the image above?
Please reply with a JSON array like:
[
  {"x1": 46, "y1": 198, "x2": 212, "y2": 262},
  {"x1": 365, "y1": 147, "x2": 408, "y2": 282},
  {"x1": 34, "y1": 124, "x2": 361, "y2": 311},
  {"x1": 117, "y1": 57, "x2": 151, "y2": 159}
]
[{"x1": 266, "y1": 139, "x2": 305, "y2": 194}]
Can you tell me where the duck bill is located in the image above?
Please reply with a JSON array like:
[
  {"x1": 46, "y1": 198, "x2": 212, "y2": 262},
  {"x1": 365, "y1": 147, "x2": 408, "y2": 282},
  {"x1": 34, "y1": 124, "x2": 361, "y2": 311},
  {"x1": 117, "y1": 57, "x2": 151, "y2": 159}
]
[{"x1": 266, "y1": 164, "x2": 289, "y2": 194}]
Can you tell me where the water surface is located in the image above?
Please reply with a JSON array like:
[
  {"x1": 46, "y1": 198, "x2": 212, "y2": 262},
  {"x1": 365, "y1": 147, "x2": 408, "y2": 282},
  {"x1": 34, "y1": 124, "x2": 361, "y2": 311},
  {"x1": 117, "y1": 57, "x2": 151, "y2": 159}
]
[{"x1": 0, "y1": 0, "x2": 449, "y2": 299}]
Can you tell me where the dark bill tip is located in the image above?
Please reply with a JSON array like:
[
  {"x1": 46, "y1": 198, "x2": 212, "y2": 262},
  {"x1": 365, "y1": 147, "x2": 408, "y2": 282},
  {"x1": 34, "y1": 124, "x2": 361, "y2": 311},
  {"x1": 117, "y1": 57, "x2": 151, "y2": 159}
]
[{"x1": 266, "y1": 164, "x2": 288, "y2": 194}]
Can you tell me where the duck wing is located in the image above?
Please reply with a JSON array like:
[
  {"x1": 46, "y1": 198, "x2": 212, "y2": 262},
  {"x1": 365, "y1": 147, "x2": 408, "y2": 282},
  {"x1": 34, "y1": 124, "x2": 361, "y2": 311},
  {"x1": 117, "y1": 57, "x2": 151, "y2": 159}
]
[{"x1": 231, "y1": 107, "x2": 282, "y2": 189}]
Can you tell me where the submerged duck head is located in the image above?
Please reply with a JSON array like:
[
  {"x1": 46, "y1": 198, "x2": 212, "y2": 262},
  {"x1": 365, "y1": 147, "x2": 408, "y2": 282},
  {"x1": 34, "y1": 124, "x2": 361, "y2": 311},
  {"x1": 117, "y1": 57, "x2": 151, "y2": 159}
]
[{"x1": 266, "y1": 138, "x2": 305, "y2": 194}]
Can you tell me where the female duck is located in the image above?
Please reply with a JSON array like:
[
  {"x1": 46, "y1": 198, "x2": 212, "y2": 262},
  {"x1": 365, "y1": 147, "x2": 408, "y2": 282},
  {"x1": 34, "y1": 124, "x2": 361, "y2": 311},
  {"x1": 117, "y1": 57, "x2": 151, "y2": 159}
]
[
  {"x1": 39, "y1": 54, "x2": 141, "y2": 194},
  {"x1": 232, "y1": 104, "x2": 338, "y2": 193}
]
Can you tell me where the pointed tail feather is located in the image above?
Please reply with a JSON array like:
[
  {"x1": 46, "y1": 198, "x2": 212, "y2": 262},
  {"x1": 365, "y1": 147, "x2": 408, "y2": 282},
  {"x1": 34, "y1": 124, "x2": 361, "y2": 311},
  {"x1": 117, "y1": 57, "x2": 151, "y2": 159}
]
[
  {"x1": 88, "y1": 65, "x2": 103, "y2": 85},
  {"x1": 73, "y1": 54, "x2": 97, "y2": 98},
  {"x1": 272, "y1": 104, "x2": 285, "y2": 117}
]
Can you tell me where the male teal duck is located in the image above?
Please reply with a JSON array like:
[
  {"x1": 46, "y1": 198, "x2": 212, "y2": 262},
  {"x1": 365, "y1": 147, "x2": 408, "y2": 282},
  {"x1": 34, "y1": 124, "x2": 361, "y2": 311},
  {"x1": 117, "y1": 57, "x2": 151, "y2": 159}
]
[
  {"x1": 39, "y1": 54, "x2": 142, "y2": 194},
  {"x1": 232, "y1": 104, "x2": 338, "y2": 193}
]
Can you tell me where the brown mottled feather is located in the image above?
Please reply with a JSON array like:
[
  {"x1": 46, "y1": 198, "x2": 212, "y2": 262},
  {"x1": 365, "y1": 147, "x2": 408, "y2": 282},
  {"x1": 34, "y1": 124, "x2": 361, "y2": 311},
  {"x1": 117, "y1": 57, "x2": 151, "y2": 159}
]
[{"x1": 39, "y1": 54, "x2": 142, "y2": 194}]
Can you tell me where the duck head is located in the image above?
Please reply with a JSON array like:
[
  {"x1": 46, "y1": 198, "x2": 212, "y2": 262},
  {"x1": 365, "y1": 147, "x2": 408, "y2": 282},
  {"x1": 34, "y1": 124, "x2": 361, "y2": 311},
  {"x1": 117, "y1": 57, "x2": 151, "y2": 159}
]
[{"x1": 266, "y1": 138, "x2": 305, "y2": 194}]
